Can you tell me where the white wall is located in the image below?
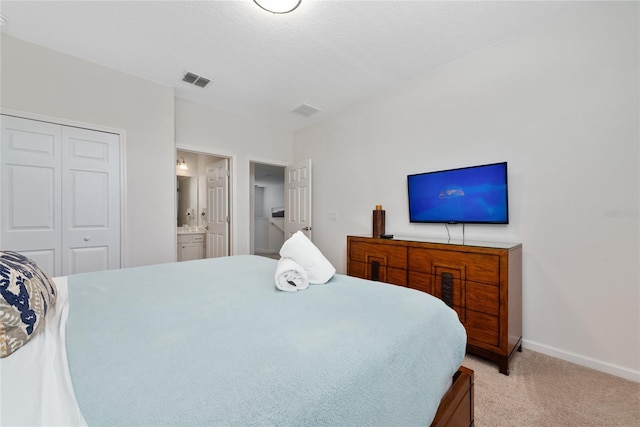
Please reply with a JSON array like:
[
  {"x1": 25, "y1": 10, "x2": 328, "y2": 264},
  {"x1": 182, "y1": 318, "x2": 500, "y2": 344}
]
[
  {"x1": 174, "y1": 98, "x2": 293, "y2": 255},
  {"x1": 293, "y1": 2, "x2": 639, "y2": 380},
  {"x1": 255, "y1": 180, "x2": 285, "y2": 218},
  {"x1": 1, "y1": 35, "x2": 176, "y2": 268}
]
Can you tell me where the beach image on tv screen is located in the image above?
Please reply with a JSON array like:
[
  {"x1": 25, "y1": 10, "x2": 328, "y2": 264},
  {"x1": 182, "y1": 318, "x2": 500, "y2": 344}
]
[{"x1": 408, "y1": 163, "x2": 508, "y2": 223}]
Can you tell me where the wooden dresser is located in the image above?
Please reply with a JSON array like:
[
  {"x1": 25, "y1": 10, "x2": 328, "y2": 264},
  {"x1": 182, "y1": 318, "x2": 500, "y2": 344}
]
[{"x1": 347, "y1": 235, "x2": 522, "y2": 375}]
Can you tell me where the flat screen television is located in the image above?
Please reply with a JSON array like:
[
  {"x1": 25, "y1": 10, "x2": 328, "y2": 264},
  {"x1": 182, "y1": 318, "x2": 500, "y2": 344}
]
[{"x1": 407, "y1": 162, "x2": 509, "y2": 224}]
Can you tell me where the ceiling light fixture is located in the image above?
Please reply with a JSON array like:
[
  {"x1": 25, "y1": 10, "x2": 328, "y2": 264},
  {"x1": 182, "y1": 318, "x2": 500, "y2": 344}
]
[
  {"x1": 253, "y1": 0, "x2": 301, "y2": 14},
  {"x1": 176, "y1": 157, "x2": 188, "y2": 170}
]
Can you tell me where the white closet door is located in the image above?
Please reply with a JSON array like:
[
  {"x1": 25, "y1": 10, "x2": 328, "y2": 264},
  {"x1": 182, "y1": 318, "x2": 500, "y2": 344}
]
[
  {"x1": 1, "y1": 116, "x2": 63, "y2": 276},
  {"x1": 1, "y1": 115, "x2": 121, "y2": 277},
  {"x1": 62, "y1": 126, "x2": 120, "y2": 275}
]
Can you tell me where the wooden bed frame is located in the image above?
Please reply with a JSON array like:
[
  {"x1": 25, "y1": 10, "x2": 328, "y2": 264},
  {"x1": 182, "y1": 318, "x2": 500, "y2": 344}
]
[{"x1": 430, "y1": 366, "x2": 475, "y2": 427}]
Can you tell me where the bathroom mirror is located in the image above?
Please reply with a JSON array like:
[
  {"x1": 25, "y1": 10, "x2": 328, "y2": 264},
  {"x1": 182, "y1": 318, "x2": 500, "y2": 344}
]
[{"x1": 177, "y1": 176, "x2": 198, "y2": 227}]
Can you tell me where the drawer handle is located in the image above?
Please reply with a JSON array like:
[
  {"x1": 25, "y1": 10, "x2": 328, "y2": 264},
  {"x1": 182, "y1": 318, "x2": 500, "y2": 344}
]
[
  {"x1": 83, "y1": 236, "x2": 90, "y2": 242},
  {"x1": 370, "y1": 261, "x2": 380, "y2": 282},
  {"x1": 441, "y1": 272, "x2": 454, "y2": 308}
]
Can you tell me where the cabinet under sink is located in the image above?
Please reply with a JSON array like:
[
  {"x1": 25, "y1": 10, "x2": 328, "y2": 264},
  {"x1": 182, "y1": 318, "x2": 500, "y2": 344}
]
[{"x1": 177, "y1": 230, "x2": 206, "y2": 261}]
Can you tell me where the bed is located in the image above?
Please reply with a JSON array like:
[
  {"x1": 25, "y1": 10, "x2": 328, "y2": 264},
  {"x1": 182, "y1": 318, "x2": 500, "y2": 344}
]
[{"x1": 1, "y1": 253, "x2": 473, "y2": 426}]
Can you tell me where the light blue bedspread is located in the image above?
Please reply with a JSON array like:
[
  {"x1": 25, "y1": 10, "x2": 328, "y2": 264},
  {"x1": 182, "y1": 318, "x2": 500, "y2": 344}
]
[{"x1": 66, "y1": 255, "x2": 466, "y2": 426}]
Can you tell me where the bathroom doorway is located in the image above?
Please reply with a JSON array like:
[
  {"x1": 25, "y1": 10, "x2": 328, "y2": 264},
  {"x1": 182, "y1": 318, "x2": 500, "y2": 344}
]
[{"x1": 176, "y1": 149, "x2": 232, "y2": 260}]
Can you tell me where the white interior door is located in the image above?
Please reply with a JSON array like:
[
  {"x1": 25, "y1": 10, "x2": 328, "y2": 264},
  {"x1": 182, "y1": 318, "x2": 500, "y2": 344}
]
[
  {"x1": 1, "y1": 116, "x2": 63, "y2": 276},
  {"x1": 0, "y1": 115, "x2": 121, "y2": 277},
  {"x1": 61, "y1": 126, "x2": 120, "y2": 275},
  {"x1": 285, "y1": 159, "x2": 312, "y2": 240},
  {"x1": 206, "y1": 158, "x2": 229, "y2": 257}
]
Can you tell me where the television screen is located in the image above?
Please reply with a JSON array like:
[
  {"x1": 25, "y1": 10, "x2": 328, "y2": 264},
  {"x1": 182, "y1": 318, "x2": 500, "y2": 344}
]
[{"x1": 407, "y1": 162, "x2": 509, "y2": 224}]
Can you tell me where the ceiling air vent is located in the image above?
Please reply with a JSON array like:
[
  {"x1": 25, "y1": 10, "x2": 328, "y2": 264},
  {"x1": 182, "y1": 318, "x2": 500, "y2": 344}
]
[
  {"x1": 182, "y1": 71, "x2": 211, "y2": 88},
  {"x1": 290, "y1": 103, "x2": 321, "y2": 118}
]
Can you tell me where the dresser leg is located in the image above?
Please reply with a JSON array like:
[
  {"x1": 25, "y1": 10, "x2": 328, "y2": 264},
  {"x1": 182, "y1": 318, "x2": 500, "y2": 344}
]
[{"x1": 498, "y1": 357, "x2": 509, "y2": 376}]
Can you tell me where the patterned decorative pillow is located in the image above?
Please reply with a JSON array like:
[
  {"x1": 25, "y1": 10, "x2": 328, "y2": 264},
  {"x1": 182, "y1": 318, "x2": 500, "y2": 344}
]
[{"x1": 0, "y1": 251, "x2": 57, "y2": 357}]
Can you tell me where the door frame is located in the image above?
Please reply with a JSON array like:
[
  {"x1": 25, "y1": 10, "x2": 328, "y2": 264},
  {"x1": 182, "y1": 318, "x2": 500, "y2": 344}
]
[
  {"x1": 0, "y1": 107, "x2": 128, "y2": 269},
  {"x1": 176, "y1": 144, "x2": 234, "y2": 258}
]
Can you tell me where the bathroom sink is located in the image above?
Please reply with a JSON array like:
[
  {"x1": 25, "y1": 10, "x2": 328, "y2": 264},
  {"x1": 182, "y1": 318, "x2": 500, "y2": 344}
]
[{"x1": 177, "y1": 226, "x2": 206, "y2": 234}]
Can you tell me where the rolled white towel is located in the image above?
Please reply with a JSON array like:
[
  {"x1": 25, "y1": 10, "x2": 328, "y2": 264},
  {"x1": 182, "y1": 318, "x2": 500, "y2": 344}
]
[
  {"x1": 279, "y1": 231, "x2": 335, "y2": 284},
  {"x1": 274, "y1": 257, "x2": 309, "y2": 292}
]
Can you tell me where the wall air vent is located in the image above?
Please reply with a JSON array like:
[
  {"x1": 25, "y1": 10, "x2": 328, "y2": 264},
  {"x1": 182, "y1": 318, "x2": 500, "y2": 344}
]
[
  {"x1": 290, "y1": 103, "x2": 321, "y2": 117},
  {"x1": 182, "y1": 71, "x2": 211, "y2": 88}
]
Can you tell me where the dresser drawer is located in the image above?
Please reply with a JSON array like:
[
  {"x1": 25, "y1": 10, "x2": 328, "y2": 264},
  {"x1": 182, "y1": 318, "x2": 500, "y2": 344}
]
[
  {"x1": 349, "y1": 241, "x2": 407, "y2": 269},
  {"x1": 349, "y1": 260, "x2": 407, "y2": 286},
  {"x1": 408, "y1": 248, "x2": 500, "y2": 285},
  {"x1": 465, "y1": 310, "x2": 500, "y2": 348},
  {"x1": 466, "y1": 281, "x2": 499, "y2": 316}
]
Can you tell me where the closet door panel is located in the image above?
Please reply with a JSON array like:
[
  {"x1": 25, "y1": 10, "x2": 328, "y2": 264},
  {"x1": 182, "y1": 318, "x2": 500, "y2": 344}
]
[
  {"x1": 1, "y1": 118, "x2": 58, "y2": 164},
  {"x1": 70, "y1": 170, "x2": 109, "y2": 227},
  {"x1": 69, "y1": 247, "x2": 110, "y2": 274},
  {"x1": 7, "y1": 165, "x2": 56, "y2": 229},
  {"x1": 62, "y1": 127, "x2": 120, "y2": 276},
  {"x1": 16, "y1": 249, "x2": 56, "y2": 278},
  {"x1": 1, "y1": 116, "x2": 62, "y2": 276}
]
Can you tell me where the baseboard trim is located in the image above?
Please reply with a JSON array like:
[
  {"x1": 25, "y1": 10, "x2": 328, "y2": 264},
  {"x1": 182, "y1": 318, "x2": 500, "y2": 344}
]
[{"x1": 522, "y1": 339, "x2": 640, "y2": 382}]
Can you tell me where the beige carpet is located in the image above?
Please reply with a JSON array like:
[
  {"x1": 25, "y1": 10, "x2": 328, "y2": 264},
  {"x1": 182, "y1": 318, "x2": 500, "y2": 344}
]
[{"x1": 462, "y1": 350, "x2": 640, "y2": 426}]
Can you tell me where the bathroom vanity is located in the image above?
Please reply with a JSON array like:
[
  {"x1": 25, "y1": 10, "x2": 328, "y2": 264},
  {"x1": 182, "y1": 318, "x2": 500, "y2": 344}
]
[{"x1": 177, "y1": 227, "x2": 206, "y2": 261}]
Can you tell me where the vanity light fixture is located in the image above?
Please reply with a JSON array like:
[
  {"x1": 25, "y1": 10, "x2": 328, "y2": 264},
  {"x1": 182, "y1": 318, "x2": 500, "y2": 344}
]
[
  {"x1": 176, "y1": 157, "x2": 188, "y2": 170},
  {"x1": 253, "y1": 0, "x2": 301, "y2": 14}
]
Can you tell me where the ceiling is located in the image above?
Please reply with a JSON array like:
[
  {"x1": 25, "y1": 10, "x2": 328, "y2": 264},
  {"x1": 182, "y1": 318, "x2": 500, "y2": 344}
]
[
  {"x1": 254, "y1": 162, "x2": 285, "y2": 184},
  {"x1": 0, "y1": 0, "x2": 583, "y2": 132}
]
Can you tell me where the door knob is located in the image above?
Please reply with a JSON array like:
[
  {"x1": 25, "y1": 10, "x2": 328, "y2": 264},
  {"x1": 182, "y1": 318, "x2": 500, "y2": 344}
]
[{"x1": 302, "y1": 226, "x2": 312, "y2": 231}]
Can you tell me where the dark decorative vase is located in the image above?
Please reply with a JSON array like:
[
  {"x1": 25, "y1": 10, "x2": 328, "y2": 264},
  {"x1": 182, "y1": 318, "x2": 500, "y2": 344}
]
[{"x1": 372, "y1": 205, "x2": 385, "y2": 238}]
